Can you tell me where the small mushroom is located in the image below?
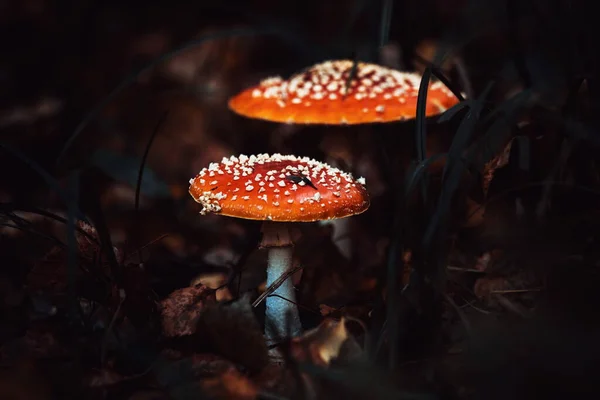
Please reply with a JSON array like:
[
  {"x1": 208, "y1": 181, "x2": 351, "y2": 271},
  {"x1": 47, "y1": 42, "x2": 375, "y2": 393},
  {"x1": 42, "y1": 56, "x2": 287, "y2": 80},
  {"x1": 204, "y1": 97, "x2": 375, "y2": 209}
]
[{"x1": 188, "y1": 153, "x2": 370, "y2": 344}]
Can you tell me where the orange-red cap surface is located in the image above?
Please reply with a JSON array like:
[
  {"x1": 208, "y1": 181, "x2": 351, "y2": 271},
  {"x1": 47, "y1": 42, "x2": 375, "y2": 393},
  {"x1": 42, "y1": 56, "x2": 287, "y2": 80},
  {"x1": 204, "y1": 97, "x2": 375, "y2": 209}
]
[
  {"x1": 189, "y1": 153, "x2": 370, "y2": 222},
  {"x1": 228, "y1": 60, "x2": 460, "y2": 125}
]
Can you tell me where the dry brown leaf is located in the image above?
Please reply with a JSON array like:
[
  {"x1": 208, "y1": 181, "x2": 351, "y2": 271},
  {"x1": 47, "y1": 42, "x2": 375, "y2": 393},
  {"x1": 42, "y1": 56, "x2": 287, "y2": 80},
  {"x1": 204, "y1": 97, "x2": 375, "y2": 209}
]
[
  {"x1": 154, "y1": 353, "x2": 251, "y2": 399},
  {"x1": 158, "y1": 285, "x2": 216, "y2": 337},
  {"x1": 197, "y1": 295, "x2": 269, "y2": 373},
  {"x1": 192, "y1": 272, "x2": 233, "y2": 302},
  {"x1": 291, "y1": 318, "x2": 349, "y2": 366},
  {"x1": 200, "y1": 366, "x2": 258, "y2": 400}
]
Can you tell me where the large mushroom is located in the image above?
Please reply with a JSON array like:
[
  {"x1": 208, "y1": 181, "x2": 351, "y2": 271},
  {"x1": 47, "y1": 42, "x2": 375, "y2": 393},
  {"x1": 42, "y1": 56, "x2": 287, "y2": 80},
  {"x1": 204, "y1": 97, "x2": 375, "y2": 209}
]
[
  {"x1": 228, "y1": 60, "x2": 459, "y2": 259},
  {"x1": 228, "y1": 59, "x2": 458, "y2": 125},
  {"x1": 188, "y1": 153, "x2": 369, "y2": 344}
]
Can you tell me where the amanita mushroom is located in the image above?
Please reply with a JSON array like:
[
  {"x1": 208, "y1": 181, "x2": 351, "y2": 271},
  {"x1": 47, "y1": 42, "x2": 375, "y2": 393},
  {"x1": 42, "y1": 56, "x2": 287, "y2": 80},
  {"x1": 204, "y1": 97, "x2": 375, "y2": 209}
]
[
  {"x1": 228, "y1": 60, "x2": 459, "y2": 259},
  {"x1": 228, "y1": 59, "x2": 458, "y2": 125},
  {"x1": 188, "y1": 153, "x2": 369, "y2": 343}
]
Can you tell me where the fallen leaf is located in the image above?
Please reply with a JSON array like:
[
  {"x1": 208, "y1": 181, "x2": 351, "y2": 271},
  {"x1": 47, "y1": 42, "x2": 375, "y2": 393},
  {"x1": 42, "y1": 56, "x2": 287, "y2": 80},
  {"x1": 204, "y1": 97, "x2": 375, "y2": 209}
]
[
  {"x1": 192, "y1": 272, "x2": 233, "y2": 302},
  {"x1": 291, "y1": 318, "x2": 349, "y2": 366},
  {"x1": 153, "y1": 353, "x2": 246, "y2": 399},
  {"x1": 196, "y1": 295, "x2": 269, "y2": 373},
  {"x1": 200, "y1": 366, "x2": 258, "y2": 400},
  {"x1": 158, "y1": 285, "x2": 216, "y2": 337}
]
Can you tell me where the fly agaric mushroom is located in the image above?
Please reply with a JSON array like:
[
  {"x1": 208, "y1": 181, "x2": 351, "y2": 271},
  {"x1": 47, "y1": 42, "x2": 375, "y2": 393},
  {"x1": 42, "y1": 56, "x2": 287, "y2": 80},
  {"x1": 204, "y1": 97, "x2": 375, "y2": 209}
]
[
  {"x1": 228, "y1": 59, "x2": 458, "y2": 125},
  {"x1": 228, "y1": 60, "x2": 459, "y2": 260},
  {"x1": 188, "y1": 153, "x2": 369, "y2": 344}
]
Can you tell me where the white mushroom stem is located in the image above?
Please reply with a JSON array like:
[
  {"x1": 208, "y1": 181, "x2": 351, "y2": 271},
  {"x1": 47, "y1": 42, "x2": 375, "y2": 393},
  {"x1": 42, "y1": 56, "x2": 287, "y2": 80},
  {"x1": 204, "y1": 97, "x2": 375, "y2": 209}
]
[{"x1": 261, "y1": 222, "x2": 302, "y2": 345}]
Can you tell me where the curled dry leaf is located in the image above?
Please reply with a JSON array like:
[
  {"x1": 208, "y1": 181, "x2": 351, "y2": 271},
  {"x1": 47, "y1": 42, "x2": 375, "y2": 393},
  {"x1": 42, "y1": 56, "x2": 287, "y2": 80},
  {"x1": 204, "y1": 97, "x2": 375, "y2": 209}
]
[
  {"x1": 291, "y1": 318, "x2": 349, "y2": 366},
  {"x1": 158, "y1": 284, "x2": 216, "y2": 337}
]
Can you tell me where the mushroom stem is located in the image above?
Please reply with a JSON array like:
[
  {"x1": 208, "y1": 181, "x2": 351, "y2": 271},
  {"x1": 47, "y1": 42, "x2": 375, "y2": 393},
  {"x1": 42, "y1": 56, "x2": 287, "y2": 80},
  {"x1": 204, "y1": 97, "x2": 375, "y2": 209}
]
[{"x1": 261, "y1": 222, "x2": 302, "y2": 344}]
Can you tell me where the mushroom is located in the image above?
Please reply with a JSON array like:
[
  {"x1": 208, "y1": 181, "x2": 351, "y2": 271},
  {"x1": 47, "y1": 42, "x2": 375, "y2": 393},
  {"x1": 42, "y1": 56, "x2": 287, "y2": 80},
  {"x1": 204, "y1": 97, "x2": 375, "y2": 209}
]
[
  {"x1": 228, "y1": 60, "x2": 459, "y2": 259},
  {"x1": 188, "y1": 153, "x2": 370, "y2": 344},
  {"x1": 228, "y1": 59, "x2": 458, "y2": 125}
]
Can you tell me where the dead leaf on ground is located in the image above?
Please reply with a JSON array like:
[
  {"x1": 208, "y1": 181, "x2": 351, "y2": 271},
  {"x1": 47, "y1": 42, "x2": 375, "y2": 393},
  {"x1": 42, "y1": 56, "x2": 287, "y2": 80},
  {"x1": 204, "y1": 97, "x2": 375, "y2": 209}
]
[
  {"x1": 197, "y1": 295, "x2": 269, "y2": 373},
  {"x1": 158, "y1": 284, "x2": 216, "y2": 337},
  {"x1": 291, "y1": 318, "x2": 349, "y2": 367},
  {"x1": 153, "y1": 353, "x2": 248, "y2": 399},
  {"x1": 192, "y1": 272, "x2": 233, "y2": 302},
  {"x1": 200, "y1": 366, "x2": 258, "y2": 400}
]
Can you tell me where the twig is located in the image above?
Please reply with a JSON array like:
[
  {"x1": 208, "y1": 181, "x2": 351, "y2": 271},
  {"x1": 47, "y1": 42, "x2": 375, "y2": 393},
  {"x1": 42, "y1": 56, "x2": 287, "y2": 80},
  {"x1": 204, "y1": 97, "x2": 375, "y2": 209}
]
[
  {"x1": 447, "y1": 265, "x2": 486, "y2": 273},
  {"x1": 493, "y1": 293, "x2": 531, "y2": 318},
  {"x1": 443, "y1": 293, "x2": 473, "y2": 338},
  {"x1": 252, "y1": 265, "x2": 304, "y2": 308},
  {"x1": 490, "y1": 288, "x2": 542, "y2": 294}
]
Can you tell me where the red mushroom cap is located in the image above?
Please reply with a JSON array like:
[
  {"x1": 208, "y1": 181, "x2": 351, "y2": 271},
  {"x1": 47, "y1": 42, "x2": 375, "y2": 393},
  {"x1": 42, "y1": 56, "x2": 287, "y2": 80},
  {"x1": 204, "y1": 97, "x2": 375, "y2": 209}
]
[
  {"x1": 188, "y1": 153, "x2": 370, "y2": 222},
  {"x1": 228, "y1": 60, "x2": 459, "y2": 125}
]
